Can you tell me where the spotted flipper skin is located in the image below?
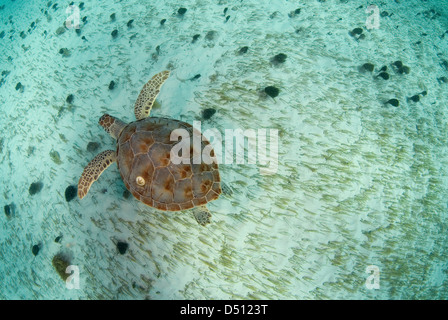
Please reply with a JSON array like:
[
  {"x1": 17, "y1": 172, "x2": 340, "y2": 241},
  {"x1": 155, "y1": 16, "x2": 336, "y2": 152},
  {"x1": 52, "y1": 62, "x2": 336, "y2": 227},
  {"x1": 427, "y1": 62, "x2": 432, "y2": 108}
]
[
  {"x1": 99, "y1": 114, "x2": 126, "y2": 139},
  {"x1": 192, "y1": 205, "x2": 212, "y2": 226},
  {"x1": 134, "y1": 70, "x2": 170, "y2": 120},
  {"x1": 78, "y1": 150, "x2": 117, "y2": 199}
]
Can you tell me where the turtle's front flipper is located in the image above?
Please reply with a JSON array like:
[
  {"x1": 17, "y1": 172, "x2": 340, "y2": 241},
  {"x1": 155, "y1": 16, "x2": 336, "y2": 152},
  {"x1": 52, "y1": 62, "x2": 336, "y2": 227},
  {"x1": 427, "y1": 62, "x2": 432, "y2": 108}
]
[
  {"x1": 134, "y1": 70, "x2": 170, "y2": 120},
  {"x1": 191, "y1": 205, "x2": 211, "y2": 226},
  {"x1": 78, "y1": 150, "x2": 117, "y2": 199}
]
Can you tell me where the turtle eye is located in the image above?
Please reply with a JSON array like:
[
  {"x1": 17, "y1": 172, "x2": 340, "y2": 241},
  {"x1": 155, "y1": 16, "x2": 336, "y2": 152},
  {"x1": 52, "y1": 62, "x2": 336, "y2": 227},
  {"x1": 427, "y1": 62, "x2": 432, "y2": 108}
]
[{"x1": 136, "y1": 176, "x2": 145, "y2": 186}]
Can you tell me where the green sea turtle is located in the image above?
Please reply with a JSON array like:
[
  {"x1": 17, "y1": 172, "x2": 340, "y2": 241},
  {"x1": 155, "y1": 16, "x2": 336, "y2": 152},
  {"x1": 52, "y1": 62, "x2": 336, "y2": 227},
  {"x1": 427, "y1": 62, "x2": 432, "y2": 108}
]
[{"x1": 78, "y1": 71, "x2": 221, "y2": 226}]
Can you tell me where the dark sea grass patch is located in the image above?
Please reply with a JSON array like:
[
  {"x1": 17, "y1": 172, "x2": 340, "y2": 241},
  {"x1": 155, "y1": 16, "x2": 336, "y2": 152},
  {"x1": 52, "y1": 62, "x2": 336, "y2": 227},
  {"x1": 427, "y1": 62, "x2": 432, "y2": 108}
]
[
  {"x1": 362, "y1": 63, "x2": 374, "y2": 72},
  {"x1": 177, "y1": 8, "x2": 187, "y2": 16},
  {"x1": 398, "y1": 65, "x2": 410, "y2": 74},
  {"x1": 192, "y1": 34, "x2": 200, "y2": 43},
  {"x1": 422, "y1": 8, "x2": 441, "y2": 20},
  {"x1": 391, "y1": 60, "x2": 411, "y2": 75},
  {"x1": 205, "y1": 30, "x2": 217, "y2": 41},
  {"x1": 50, "y1": 149, "x2": 62, "y2": 165},
  {"x1": 29, "y1": 181, "x2": 43, "y2": 195},
  {"x1": 202, "y1": 108, "x2": 216, "y2": 120},
  {"x1": 265, "y1": 86, "x2": 280, "y2": 98},
  {"x1": 409, "y1": 94, "x2": 420, "y2": 102},
  {"x1": 271, "y1": 53, "x2": 287, "y2": 65},
  {"x1": 4, "y1": 203, "x2": 15, "y2": 218},
  {"x1": 441, "y1": 59, "x2": 448, "y2": 71},
  {"x1": 117, "y1": 241, "x2": 129, "y2": 254},
  {"x1": 288, "y1": 8, "x2": 301, "y2": 18},
  {"x1": 55, "y1": 26, "x2": 66, "y2": 35},
  {"x1": 59, "y1": 47, "x2": 70, "y2": 57},
  {"x1": 123, "y1": 189, "x2": 131, "y2": 199},
  {"x1": 377, "y1": 72, "x2": 389, "y2": 80},
  {"x1": 52, "y1": 252, "x2": 71, "y2": 281},
  {"x1": 87, "y1": 141, "x2": 100, "y2": 152},
  {"x1": 386, "y1": 98, "x2": 399, "y2": 107},
  {"x1": 108, "y1": 80, "x2": 115, "y2": 90},
  {"x1": 349, "y1": 27, "x2": 363, "y2": 37},
  {"x1": 409, "y1": 95, "x2": 419, "y2": 102},
  {"x1": 111, "y1": 29, "x2": 118, "y2": 38},
  {"x1": 4, "y1": 204, "x2": 11, "y2": 217},
  {"x1": 237, "y1": 46, "x2": 249, "y2": 55},
  {"x1": 437, "y1": 76, "x2": 448, "y2": 84},
  {"x1": 32, "y1": 243, "x2": 41, "y2": 256},
  {"x1": 66, "y1": 94, "x2": 74, "y2": 104},
  {"x1": 392, "y1": 60, "x2": 403, "y2": 68},
  {"x1": 65, "y1": 185, "x2": 77, "y2": 202}
]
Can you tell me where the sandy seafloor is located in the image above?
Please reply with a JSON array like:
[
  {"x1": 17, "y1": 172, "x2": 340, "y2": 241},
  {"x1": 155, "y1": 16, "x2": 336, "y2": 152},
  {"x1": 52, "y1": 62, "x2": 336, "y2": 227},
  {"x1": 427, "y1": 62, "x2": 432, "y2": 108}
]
[{"x1": 1, "y1": 0, "x2": 448, "y2": 299}]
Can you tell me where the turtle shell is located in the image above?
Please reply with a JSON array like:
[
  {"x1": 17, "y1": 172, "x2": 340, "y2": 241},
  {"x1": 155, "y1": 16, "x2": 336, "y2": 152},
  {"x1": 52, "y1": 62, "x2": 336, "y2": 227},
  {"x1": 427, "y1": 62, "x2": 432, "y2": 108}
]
[{"x1": 116, "y1": 117, "x2": 221, "y2": 211}]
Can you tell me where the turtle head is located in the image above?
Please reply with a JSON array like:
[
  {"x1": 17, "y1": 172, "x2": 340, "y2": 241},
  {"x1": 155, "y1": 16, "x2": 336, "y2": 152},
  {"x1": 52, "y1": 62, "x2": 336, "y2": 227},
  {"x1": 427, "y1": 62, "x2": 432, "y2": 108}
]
[{"x1": 99, "y1": 114, "x2": 126, "y2": 140}]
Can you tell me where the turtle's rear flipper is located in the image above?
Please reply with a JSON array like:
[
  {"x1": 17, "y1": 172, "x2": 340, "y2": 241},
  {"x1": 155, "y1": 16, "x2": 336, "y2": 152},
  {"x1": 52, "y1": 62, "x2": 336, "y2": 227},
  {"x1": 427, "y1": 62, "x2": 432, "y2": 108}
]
[
  {"x1": 191, "y1": 205, "x2": 211, "y2": 226},
  {"x1": 78, "y1": 150, "x2": 117, "y2": 199}
]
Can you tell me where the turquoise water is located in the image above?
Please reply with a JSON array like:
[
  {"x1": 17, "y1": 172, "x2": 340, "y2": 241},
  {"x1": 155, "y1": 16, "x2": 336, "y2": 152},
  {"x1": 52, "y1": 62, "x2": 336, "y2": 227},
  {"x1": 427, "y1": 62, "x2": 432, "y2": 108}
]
[{"x1": 1, "y1": 0, "x2": 448, "y2": 299}]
